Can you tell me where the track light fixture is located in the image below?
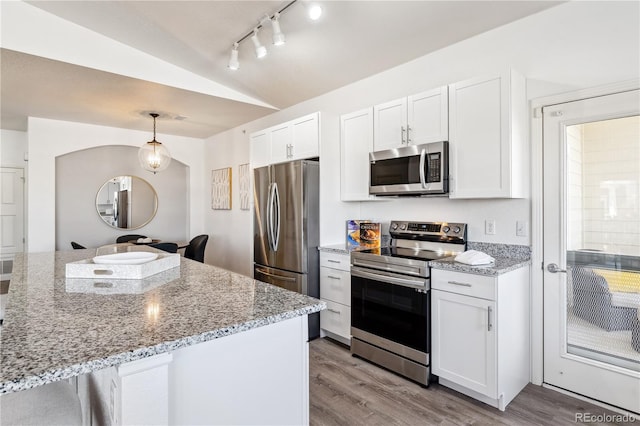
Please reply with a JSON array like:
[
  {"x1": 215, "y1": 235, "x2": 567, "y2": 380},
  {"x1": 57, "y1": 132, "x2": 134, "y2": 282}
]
[
  {"x1": 228, "y1": 42, "x2": 239, "y2": 70},
  {"x1": 251, "y1": 28, "x2": 267, "y2": 58},
  {"x1": 228, "y1": 0, "x2": 313, "y2": 71},
  {"x1": 271, "y1": 12, "x2": 285, "y2": 46}
]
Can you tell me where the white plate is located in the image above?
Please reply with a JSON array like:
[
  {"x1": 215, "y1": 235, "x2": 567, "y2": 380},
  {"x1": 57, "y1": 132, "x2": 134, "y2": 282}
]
[{"x1": 93, "y1": 252, "x2": 158, "y2": 265}]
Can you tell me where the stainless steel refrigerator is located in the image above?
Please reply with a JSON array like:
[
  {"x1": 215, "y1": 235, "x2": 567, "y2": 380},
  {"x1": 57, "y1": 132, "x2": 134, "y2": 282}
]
[{"x1": 253, "y1": 160, "x2": 320, "y2": 339}]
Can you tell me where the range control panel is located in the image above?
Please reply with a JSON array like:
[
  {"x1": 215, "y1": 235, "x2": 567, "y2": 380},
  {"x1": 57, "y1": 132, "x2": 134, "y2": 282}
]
[{"x1": 389, "y1": 220, "x2": 467, "y2": 241}]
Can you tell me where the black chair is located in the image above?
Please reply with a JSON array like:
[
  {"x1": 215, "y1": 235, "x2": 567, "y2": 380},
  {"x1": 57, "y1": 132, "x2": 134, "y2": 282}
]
[
  {"x1": 184, "y1": 235, "x2": 208, "y2": 263},
  {"x1": 116, "y1": 234, "x2": 147, "y2": 243},
  {"x1": 70, "y1": 241, "x2": 86, "y2": 249},
  {"x1": 149, "y1": 242, "x2": 178, "y2": 253}
]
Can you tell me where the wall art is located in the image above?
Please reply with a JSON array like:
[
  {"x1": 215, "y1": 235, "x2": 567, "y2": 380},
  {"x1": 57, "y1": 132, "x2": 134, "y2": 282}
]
[{"x1": 211, "y1": 167, "x2": 232, "y2": 210}]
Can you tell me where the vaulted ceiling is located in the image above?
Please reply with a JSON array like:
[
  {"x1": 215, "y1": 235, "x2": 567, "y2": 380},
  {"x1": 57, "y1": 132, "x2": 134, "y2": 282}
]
[{"x1": 0, "y1": 1, "x2": 562, "y2": 138}]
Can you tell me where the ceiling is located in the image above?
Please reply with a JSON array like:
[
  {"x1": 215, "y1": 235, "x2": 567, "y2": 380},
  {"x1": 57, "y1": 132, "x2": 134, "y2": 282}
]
[{"x1": 1, "y1": 1, "x2": 562, "y2": 139}]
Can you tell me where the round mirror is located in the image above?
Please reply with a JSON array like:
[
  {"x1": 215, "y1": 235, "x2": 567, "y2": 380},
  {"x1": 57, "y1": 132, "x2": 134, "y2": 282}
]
[{"x1": 96, "y1": 176, "x2": 157, "y2": 230}]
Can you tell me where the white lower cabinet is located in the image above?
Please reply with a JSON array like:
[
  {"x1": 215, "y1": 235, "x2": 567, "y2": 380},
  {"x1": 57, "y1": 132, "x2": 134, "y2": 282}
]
[
  {"x1": 431, "y1": 266, "x2": 530, "y2": 411},
  {"x1": 319, "y1": 251, "x2": 351, "y2": 345}
]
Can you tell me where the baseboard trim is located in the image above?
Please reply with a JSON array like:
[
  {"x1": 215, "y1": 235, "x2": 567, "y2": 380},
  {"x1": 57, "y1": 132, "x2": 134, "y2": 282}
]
[{"x1": 542, "y1": 383, "x2": 640, "y2": 418}]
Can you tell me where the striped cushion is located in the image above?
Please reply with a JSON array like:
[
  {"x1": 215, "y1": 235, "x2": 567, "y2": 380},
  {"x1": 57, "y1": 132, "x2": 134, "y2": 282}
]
[{"x1": 593, "y1": 269, "x2": 640, "y2": 294}]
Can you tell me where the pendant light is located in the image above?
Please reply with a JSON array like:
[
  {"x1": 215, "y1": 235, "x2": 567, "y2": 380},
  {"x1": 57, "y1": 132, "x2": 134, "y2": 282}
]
[{"x1": 138, "y1": 113, "x2": 171, "y2": 174}]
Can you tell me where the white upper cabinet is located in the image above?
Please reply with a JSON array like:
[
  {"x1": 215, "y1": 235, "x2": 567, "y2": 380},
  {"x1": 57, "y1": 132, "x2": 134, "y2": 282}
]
[
  {"x1": 290, "y1": 112, "x2": 320, "y2": 161},
  {"x1": 373, "y1": 86, "x2": 448, "y2": 151},
  {"x1": 251, "y1": 112, "x2": 320, "y2": 168},
  {"x1": 407, "y1": 87, "x2": 449, "y2": 145},
  {"x1": 448, "y1": 69, "x2": 527, "y2": 198},
  {"x1": 249, "y1": 130, "x2": 270, "y2": 169},
  {"x1": 270, "y1": 122, "x2": 292, "y2": 164},
  {"x1": 340, "y1": 107, "x2": 376, "y2": 201}
]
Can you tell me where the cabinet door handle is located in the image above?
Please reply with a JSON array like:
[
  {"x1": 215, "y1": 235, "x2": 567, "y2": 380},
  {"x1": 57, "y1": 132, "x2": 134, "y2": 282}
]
[
  {"x1": 407, "y1": 125, "x2": 412, "y2": 143},
  {"x1": 327, "y1": 275, "x2": 341, "y2": 280},
  {"x1": 487, "y1": 306, "x2": 493, "y2": 331},
  {"x1": 448, "y1": 280, "x2": 471, "y2": 287},
  {"x1": 401, "y1": 126, "x2": 406, "y2": 144},
  {"x1": 327, "y1": 308, "x2": 341, "y2": 315},
  {"x1": 327, "y1": 260, "x2": 341, "y2": 264}
]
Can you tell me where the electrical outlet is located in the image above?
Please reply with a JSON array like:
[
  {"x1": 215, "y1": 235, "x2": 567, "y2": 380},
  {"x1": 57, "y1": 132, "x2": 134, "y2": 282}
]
[
  {"x1": 516, "y1": 221, "x2": 528, "y2": 237},
  {"x1": 485, "y1": 219, "x2": 496, "y2": 235}
]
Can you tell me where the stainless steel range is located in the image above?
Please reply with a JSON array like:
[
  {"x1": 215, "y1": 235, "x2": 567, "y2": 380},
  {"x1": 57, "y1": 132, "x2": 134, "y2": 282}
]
[{"x1": 350, "y1": 220, "x2": 467, "y2": 386}]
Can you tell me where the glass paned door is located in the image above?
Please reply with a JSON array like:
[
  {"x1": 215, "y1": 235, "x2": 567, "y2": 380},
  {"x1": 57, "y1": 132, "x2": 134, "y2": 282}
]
[
  {"x1": 565, "y1": 116, "x2": 640, "y2": 371},
  {"x1": 543, "y1": 89, "x2": 640, "y2": 414}
]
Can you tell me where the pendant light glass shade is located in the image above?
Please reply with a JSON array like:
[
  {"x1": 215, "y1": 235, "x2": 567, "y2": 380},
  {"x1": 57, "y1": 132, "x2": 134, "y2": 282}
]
[{"x1": 139, "y1": 113, "x2": 171, "y2": 174}]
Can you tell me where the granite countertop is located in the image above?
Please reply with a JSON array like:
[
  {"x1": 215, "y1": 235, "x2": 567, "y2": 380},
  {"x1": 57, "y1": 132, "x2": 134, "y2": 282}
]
[
  {"x1": 429, "y1": 256, "x2": 531, "y2": 276},
  {"x1": 0, "y1": 248, "x2": 325, "y2": 394},
  {"x1": 318, "y1": 244, "x2": 378, "y2": 255}
]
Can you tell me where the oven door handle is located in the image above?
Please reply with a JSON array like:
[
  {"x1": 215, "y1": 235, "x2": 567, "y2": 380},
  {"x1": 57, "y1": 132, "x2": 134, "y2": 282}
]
[{"x1": 351, "y1": 266, "x2": 427, "y2": 291}]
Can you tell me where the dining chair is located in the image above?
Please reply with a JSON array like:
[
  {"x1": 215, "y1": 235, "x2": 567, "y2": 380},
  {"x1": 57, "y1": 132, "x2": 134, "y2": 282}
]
[
  {"x1": 116, "y1": 234, "x2": 147, "y2": 243},
  {"x1": 184, "y1": 235, "x2": 208, "y2": 263},
  {"x1": 149, "y1": 242, "x2": 178, "y2": 253},
  {"x1": 70, "y1": 241, "x2": 86, "y2": 249}
]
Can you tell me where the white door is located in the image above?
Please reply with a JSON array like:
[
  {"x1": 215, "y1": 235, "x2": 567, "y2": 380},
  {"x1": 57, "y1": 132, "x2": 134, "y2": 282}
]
[
  {"x1": 543, "y1": 89, "x2": 640, "y2": 413},
  {"x1": 373, "y1": 98, "x2": 407, "y2": 151},
  {"x1": 0, "y1": 167, "x2": 25, "y2": 280},
  {"x1": 407, "y1": 86, "x2": 448, "y2": 145},
  {"x1": 290, "y1": 112, "x2": 319, "y2": 160},
  {"x1": 432, "y1": 290, "x2": 497, "y2": 397}
]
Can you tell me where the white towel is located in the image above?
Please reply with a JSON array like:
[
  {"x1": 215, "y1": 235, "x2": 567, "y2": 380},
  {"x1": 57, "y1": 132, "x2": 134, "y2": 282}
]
[{"x1": 454, "y1": 250, "x2": 495, "y2": 266}]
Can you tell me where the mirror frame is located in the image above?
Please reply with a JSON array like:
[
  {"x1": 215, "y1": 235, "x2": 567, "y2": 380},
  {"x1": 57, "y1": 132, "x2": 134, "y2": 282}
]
[{"x1": 95, "y1": 175, "x2": 158, "y2": 230}]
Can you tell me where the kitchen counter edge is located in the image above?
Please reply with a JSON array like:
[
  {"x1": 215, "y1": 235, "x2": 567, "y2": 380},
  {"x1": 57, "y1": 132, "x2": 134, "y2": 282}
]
[{"x1": 429, "y1": 257, "x2": 531, "y2": 276}]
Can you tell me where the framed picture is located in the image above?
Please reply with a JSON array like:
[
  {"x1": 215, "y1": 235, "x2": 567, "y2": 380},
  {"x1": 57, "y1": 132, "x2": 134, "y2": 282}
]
[
  {"x1": 211, "y1": 167, "x2": 232, "y2": 210},
  {"x1": 238, "y1": 163, "x2": 250, "y2": 210}
]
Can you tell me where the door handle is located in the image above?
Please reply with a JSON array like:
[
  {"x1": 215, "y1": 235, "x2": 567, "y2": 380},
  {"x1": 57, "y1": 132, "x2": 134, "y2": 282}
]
[
  {"x1": 407, "y1": 125, "x2": 412, "y2": 143},
  {"x1": 272, "y1": 182, "x2": 281, "y2": 251},
  {"x1": 487, "y1": 306, "x2": 493, "y2": 331},
  {"x1": 419, "y1": 148, "x2": 426, "y2": 188},
  {"x1": 401, "y1": 126, "x2": 406, "y2": 144},
  {"x1": 255, "y1": 268, "x2": 297, "y2": 282},
  {"x1": 547, "y1": 263, "x2": 567, "y2": 273}
]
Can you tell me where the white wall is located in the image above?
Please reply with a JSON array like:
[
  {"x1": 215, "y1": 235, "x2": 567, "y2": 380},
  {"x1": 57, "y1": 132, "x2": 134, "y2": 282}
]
[
  {"x1": 28, "y1": 118, "x2": 206, "y2": 253},
  {"x1": 205, "y1": 1, "x2": 640, "y2": 275}
]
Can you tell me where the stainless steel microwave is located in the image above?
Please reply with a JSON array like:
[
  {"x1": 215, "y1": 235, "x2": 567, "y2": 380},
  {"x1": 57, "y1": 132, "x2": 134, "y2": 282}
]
[{"x1": 369, "y1": 141, "x2": 448, "y2": 196}]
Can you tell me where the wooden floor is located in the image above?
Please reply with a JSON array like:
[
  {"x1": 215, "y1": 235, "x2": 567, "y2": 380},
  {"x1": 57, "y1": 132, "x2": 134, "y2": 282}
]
[{"x1": 309, "y1": 338, "x2": 630, "y2": 426}]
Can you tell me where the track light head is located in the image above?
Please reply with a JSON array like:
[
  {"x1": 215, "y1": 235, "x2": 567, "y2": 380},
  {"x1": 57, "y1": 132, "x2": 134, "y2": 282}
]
[
  {"x1": 271, "y1": 12, "x2": 285, "y2": 46},
  {"x1": 228, "y1": 43, "x2": 239, "y2": 70},
  {"x1": 308, "y1": 4, "x2": 322, "y2": 20},
  {"x1": 251, "y1": 28, "x2": 267, "y2": 58}
]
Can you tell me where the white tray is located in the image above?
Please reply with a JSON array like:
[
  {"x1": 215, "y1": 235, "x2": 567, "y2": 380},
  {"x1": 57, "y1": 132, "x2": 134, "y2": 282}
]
[{"x1": 66, "y1": 252, "x2": 180, "y2": 279}]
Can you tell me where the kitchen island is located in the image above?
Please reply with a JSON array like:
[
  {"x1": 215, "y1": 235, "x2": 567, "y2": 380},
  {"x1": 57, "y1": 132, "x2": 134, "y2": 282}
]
[{"x1": 0, "y1": 248, "x2": 325, "y2": 425}]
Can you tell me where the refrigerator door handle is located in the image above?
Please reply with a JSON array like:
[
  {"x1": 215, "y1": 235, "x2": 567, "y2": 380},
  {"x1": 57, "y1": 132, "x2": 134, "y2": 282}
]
[
  {"x1": 255, "y1": 268, "x2": 297, "y2": 282},
  {"x1": 272, "y1": 182, "x2": 281, "y2": 251},
  {"x1": 266, "y1": 182, "x2": 274, "y2": 251}
]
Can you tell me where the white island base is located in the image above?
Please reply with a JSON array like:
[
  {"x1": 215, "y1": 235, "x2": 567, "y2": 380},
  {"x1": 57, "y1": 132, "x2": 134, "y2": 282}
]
[{"x1": 79, "y1": 315, "x2": 309, "y2": 425}]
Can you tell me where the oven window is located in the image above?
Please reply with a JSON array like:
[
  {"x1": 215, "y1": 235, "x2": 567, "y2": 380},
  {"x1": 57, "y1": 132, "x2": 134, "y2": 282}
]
[
  {"x1": 351, "y1": 274, "x2": 429, "y2": 353},
  {"x1": 370, "y1": 156, "x2": 422, "y2": 186}
]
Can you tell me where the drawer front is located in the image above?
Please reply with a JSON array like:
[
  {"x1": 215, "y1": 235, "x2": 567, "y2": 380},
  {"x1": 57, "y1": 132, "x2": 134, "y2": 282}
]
[
  {"x1": 320, "y1": 299, "x2": 351, "y2": 340},
  {"x1": 431, "y1": 269, "x2": 497, "y2": 300},
  {"x1": 319, "y1": 251, "x2": 350, "y2": 272},
  {"x1": 320, "y1": 267, "x2": 351, "y2": 305}
]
